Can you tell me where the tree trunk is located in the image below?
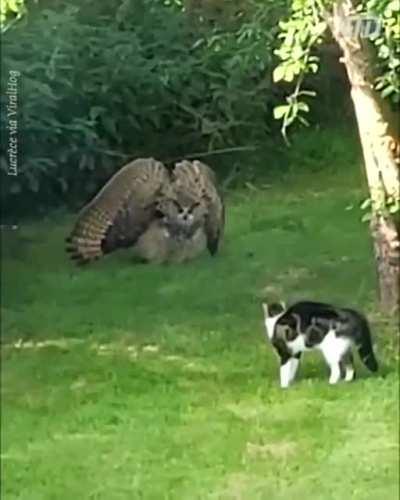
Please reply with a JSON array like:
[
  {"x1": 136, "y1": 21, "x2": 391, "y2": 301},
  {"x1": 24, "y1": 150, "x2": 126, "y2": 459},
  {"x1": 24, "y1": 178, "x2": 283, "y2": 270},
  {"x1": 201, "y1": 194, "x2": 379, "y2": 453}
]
[{"x1": 327, "y1": 0, "x2": 400, "y2": 314}]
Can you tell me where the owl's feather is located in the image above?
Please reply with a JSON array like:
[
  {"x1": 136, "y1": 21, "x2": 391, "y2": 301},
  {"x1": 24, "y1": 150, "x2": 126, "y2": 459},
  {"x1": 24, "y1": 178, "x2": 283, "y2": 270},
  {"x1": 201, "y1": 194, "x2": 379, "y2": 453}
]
[
  {"x1": 66, "y1": 157, "x2": 224, "y2": 265},
  {"x1": 66, "y1": 158, "x2": 168, "y2": 264},
  {"x1": 173, "y1": 160, "x2": 224, "y2": 254}
]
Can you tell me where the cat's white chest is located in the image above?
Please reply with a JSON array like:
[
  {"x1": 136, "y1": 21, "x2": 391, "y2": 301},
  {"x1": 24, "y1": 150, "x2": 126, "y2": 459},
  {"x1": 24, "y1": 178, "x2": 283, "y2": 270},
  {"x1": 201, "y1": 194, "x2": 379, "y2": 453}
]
[{"x1": 287, "y1": 334, "x2": 309, "y2": 354}]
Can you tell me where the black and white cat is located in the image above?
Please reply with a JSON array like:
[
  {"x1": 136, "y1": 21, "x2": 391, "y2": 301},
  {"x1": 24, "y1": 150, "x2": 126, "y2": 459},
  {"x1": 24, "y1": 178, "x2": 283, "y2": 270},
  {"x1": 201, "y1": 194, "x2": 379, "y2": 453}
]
[{"x1": 262, "y1": 301, "x2": 378, "y2": 388}]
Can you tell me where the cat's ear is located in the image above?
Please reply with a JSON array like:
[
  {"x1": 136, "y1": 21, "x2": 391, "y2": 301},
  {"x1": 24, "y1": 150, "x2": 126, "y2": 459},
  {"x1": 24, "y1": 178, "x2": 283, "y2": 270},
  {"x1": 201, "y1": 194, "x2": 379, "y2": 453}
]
[
  {"x1": 280, "y1": 300, "x2": 287, "y2": 310},
  {"x1": 262, "y1": 303, "x2": 270, "y2": 317},
  {"x1": 264, "y1": 302, "x2": 285, "y2": 317}
]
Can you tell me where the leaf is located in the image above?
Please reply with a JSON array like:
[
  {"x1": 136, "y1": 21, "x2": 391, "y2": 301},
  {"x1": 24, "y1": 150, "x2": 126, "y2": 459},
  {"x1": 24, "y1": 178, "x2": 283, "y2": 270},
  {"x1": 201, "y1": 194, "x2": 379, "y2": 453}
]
[
  {"x1": 273, "y1": 65, "x2": 286, "y2": 83},
  {"x1": 6, "y1": 0, "x2": 23, "y2": 14},
  {"x1": 381, "y1": 85, "x2": 396, "y2": 98},
  {"x1": 385, "y1": 0, "x2": 400, "y2": 15},
  {"x1": 297, "y1": 101, "x2": 309, "y2": 112},
  {"x1": 102, "y1": 116, "x2": 118, "y2": 139},
  {"x1": 313, "y1": 21, "x2": 327, "y2": 37},
  {"x1": 360, "y1": 198, "x2": 372, "y2": 210},
  {"x1": 298, "y1": 90, "x2": 316, "y2": 97},
  {"x1": 245, "y1": 182, "x2": 258, "y2": 192},
  {"x1": 89, "y1": 106, "x2": 106, "y2": 121},
  {"x1": 361, "y1": 212, "x2": 372, "y2": 223},
  {"x1": 291, "y1": 46, "x2": 303, "y2": 60},
  {"x1": 58, "y1": 178, "x2": 68, "y2": 192},
  {"x1": 297, "y1": 114, "x2": 310, "y2": 126},
  {"x1": 273, "y1": 105, "x2": 290, "y2": 120},
  {"x1": 283, "y1": 66, "x2": 295, "y2": 82}
]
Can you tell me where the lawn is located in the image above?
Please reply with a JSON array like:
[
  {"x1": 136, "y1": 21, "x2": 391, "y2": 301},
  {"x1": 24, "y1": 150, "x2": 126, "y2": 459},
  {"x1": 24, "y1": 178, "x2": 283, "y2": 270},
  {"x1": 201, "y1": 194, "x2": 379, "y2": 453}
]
[{"x1": 1, "y1": 150, "x2": 399, "y2": 499}]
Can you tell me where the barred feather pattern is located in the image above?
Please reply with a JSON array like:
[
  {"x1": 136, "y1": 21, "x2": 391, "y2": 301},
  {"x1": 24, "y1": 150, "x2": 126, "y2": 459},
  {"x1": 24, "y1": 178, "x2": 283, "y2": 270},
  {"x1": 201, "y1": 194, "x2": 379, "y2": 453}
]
[
  {"x1": 66, "y1": 157, "x2": 224, "y2": 265},
  {"x1": 66, "y1": 158, "x2": 168, "y2": 264},
  {"x1": 173, "y1": 160, "x2": 224, "y2": 254}
]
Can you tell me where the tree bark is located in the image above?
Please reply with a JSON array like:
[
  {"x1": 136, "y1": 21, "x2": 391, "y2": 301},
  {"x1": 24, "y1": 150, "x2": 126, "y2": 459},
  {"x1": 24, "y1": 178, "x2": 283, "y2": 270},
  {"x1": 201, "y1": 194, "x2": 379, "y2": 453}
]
[{"x1": 327, "y1": 0, "x2": 400, "y2": 314}]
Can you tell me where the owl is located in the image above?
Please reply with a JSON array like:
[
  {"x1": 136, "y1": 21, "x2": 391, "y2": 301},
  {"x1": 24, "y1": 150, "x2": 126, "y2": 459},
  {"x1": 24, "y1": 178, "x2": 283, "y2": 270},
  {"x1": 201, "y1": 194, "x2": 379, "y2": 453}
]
[{"x1": 66, "y1": 158, "x2": 224, "y2": 264}]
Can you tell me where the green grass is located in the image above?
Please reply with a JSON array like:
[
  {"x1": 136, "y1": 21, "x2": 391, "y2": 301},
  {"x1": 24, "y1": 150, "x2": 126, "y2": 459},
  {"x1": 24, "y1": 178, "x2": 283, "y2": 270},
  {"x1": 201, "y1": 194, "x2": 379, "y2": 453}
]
[{"x1": 1, "y1": 162, "x2": 399, "y2": 499}]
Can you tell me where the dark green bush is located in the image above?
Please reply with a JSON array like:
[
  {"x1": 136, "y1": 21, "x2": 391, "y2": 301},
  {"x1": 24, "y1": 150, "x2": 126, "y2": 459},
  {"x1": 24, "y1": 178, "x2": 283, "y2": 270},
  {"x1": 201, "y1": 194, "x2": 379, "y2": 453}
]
[
  {"x1": 2, "y1": 0, "x2": 350, "y2": 217},
  {"x1": 1, "y1": 0, "x2": 290, "y2": 216}
]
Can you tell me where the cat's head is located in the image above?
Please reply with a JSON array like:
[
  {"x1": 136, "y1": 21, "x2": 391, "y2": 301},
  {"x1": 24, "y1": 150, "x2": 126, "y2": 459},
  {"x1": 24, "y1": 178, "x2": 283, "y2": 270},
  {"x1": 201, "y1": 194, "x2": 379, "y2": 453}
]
[
  {"x1": 262, "y1": 302, "x2": 286, "y2": 318},
  {"x1": 262, "y1": 301, "x2": 287, "y2": 340}
]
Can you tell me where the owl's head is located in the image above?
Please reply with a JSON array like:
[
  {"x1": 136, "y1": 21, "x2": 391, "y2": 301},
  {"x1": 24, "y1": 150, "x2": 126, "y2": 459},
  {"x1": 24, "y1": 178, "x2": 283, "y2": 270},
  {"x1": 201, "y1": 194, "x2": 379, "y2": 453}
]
[{"x1": 155, "y1": 192, "x2": 206, "y2": 240}]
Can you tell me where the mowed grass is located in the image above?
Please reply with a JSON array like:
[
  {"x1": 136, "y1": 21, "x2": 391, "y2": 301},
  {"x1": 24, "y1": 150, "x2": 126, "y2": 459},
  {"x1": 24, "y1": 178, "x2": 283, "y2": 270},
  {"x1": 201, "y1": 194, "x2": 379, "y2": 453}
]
[{"x1": 1, "y1": 163, "x2": 399, "y2": 499}]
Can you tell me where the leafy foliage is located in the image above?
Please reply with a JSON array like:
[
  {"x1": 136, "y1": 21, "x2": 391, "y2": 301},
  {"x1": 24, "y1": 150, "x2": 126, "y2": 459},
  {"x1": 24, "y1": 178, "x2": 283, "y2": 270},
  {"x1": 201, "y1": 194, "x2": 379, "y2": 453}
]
[
  {"x1": 0, "y1": 0, "x2": 287, "y2": 215},
  {"x1": 0, "y1": 0, "x2": 26, "y2": 32},
  {"x1": 273, "y1": 0, "x2": 400, "y2": 136},
  {"x1": 369, "y1": 0, "x2": 400, "y2": 102}
]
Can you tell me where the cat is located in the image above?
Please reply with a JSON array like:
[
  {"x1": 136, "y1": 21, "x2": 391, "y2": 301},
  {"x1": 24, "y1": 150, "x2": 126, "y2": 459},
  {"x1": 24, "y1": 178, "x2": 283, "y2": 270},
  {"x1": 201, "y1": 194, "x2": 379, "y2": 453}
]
[{"x1": 262, "y1": 300, "x2": 378, "y2": 388}]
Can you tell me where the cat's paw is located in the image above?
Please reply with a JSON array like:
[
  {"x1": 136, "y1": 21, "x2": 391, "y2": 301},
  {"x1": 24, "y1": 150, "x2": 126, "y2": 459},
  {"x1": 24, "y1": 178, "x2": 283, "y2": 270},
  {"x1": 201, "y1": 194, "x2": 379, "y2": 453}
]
[
  {"x1": 344, "y1": 367, "x2": 355, "y2": 382},
  {"x1": 328, "y1": 365, "x2": 341, "y2": 385}
]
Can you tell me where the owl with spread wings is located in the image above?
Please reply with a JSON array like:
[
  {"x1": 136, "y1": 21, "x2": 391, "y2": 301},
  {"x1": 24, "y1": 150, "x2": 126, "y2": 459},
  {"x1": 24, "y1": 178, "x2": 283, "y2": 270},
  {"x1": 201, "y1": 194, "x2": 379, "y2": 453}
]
[{"x1": 66, "y1": 158, "x2": 224, "y2": 265}]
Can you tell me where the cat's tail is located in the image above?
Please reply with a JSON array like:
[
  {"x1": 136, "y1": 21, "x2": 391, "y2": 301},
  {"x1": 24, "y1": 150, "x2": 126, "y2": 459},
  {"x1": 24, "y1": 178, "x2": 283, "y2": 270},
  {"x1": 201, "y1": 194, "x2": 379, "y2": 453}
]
[{"x1": 354, "y1": 313, "x2": 378, "y2": 372}]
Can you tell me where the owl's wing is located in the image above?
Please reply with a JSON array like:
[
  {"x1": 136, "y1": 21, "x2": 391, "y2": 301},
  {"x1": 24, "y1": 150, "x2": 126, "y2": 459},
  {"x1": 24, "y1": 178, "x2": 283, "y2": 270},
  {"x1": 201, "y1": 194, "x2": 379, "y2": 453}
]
[
  {"x1": 173, "y1": 160, "x2": 224, "y2": 255},
  {"x1": 66, "y1": 158, "x2": 170, "y2": 265}
]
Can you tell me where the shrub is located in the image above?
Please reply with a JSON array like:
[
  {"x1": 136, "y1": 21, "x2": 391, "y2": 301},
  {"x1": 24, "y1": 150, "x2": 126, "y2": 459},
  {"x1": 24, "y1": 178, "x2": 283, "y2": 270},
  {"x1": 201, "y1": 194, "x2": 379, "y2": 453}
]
[{"x1": 1, "y1": 0, "x2": 342, "y2": 217}]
